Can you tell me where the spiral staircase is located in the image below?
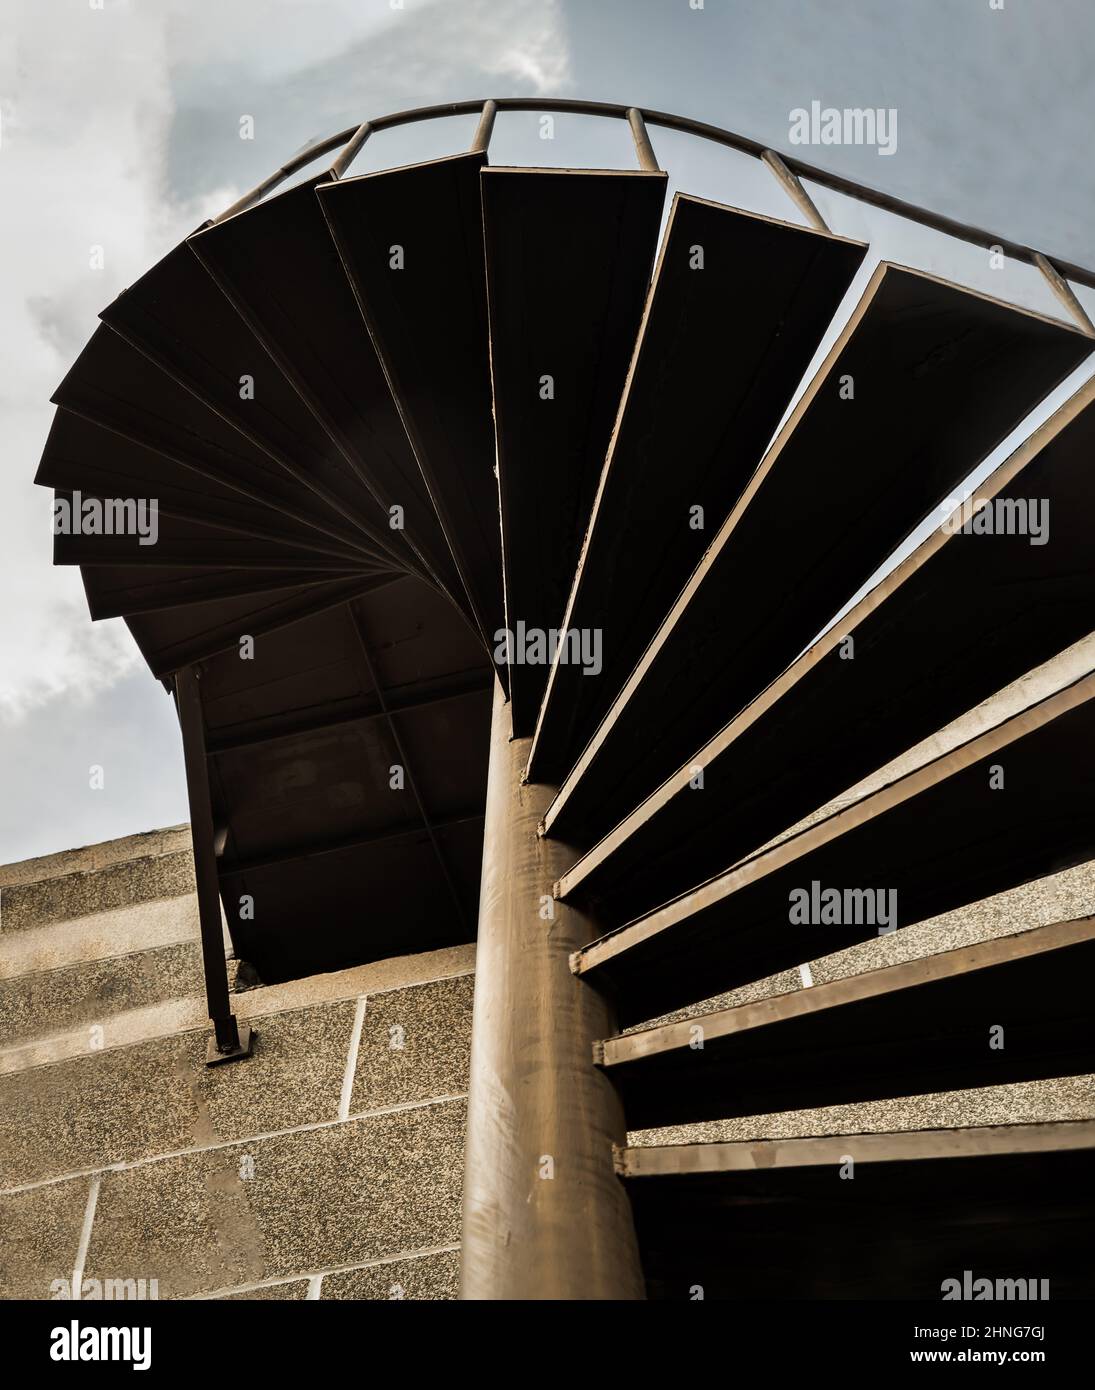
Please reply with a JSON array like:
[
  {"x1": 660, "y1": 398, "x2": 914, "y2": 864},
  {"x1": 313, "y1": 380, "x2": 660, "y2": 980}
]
[{"x1": 34, "y1": 99, "x2": 1095, "y2": 1299}]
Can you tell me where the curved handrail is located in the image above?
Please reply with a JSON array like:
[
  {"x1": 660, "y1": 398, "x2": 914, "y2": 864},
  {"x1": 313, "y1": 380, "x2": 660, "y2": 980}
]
[{"x1": 209, "y1": 96, "x2": 1095, "y2": 307}]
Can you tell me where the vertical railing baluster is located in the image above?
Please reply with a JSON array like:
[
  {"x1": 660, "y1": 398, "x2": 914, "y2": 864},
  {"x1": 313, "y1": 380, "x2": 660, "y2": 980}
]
[
  {"x1": 329, "y1": 120, "x2": 373, "y2": 180},
  {"x1": 626, "y1": 107, "x2": 660, "y2": 172},
  {"x1": 470, "y1": 100, "x2": 498, "y2": 155},
  {"x1": 761, "y1": 149, "x2": 828, "y2": 232}
]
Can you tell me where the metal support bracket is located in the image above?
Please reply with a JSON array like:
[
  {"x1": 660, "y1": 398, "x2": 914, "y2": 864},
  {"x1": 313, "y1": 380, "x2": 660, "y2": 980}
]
[
  {"x1": 206, "y1": 1020, "x2": 254, "y2": 1066},
  {"x1": 175, "y1": 664, "x2": 253, "y2": 1067}
]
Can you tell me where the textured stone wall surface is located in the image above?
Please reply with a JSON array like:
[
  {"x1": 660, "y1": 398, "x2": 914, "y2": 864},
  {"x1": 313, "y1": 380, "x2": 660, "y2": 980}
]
[{"x1": 0, "y1": 829, "x2": 474, "y2": 1301}]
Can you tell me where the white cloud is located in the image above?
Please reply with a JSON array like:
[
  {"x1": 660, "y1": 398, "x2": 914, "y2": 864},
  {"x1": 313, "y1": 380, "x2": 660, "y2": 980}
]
[
  {"x1": 0, "y1": 0, "x2": 574, "y2": 735},
  {"x1": 0, "y1": 1, "x2": 234, "y2": 726},
  {"x1": 482, "y1": 10, "x2": 573, "y2": 95}
]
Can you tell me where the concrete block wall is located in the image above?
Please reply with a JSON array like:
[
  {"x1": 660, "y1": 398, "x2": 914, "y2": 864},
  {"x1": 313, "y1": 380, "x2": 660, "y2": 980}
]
[
  {"x1": 0, "y1": 830, "x2": 474, "y2": 1301},
  {"x1": 4, "y1": 806, "x2": 1093, "y2": 1298}
]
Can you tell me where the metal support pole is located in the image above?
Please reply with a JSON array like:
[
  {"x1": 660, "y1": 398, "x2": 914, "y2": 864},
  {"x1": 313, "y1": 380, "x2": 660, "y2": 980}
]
[
  {"x1": 176, "y1": 665, "x2": 252, "y2": 1065},
  {"x1": 626, "y1": 107, "x2": 660, "y2": 172},
  {"x1": 1033, "y1": 252, "x2": 1095, "y2": 337},
  {"x1": 460, "y1": 681, "x2": 645, "y2": 1299},
  {"x1": 329, "y1": 120, "x2": 373, "y2": 180},
  {"x1": 470, "y1": 100, "x2": 497, "y2": 155},
  {"x1": 761, "y1": 149, "x2": 828, "y2": 232}
]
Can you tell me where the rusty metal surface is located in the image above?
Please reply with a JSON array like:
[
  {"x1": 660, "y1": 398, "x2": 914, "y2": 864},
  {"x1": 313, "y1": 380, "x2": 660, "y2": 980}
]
[{"x1": 460, "y1": 682, "x2": 644, "y2": 1299}]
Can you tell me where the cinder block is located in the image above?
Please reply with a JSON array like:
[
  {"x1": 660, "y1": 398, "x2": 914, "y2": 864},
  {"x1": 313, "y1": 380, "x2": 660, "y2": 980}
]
[
  {"x1": 322, "y1": 1248, "x2": 460, "y2": 1300},
  {"x1": 351, "y1": 974, "x2": 473, "y2": 1112},
  {"x1": 0, "y1": 999, "x2": 357, "y2": 1186},
  {"x1": 0, "y1": 826, "x2": 191, "y2": 891},
  {"x1": 214, "y1": 1280, "x2": 310, "y2": 1300},
  {"x1": 84, "y1": 1099, "x2": 466, "y2": 1298},
  {"x1": 1, "y1": 851, "x2": 195, "y2": 933},
  {"x1": 0, "y1": 942, "x2": 206, "y2": 1047},
  {"x1": 0, "y1": 1177, "x2": 91, "y2": 1300}
]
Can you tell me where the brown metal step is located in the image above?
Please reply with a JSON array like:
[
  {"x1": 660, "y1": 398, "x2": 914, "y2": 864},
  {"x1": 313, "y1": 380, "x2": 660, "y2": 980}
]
[
  {"x1": 601, "y1": 916, "x2": 1095, "y2": 1128},
  {"x1": 573, "y1": 664, "x2": 1095, "y2": 1025},
  {"x1": 527, "y1": 193, "x2": 867, "y2": 780},
  {"x1": 623, "y1": 1120, "x2": 1095, "y2": 1299},
  {"x1": 538, "y1": 263, "x2": 1090, "y2": 841}
]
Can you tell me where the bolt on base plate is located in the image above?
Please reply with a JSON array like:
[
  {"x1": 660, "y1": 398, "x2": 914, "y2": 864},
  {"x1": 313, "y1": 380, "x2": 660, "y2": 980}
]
[{"x1": 205, "y1": 1021, "x2": 253, "y2": 1066}]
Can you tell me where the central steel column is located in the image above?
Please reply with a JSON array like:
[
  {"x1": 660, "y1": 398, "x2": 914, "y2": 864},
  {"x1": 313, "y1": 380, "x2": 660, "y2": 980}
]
[{"x1": 460, "y1": 680, "x2": 645, "y2": 1299}]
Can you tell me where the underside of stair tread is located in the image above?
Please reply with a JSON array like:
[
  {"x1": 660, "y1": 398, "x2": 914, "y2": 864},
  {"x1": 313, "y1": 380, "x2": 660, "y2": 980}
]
[
  {"x1": 574, "y1": 668, "x2": 1095, "y2": 1025},
  {"x1": 52, "y1": 514, "x2": 364, "y2": 573},
  {"x1": 624, "y1": 1121, "x2": 1095, "y2": 1298},
  {"x1": 539, "y1": 262, "x2": 1091, "y2": 841},
  {"x1": 318, "y1": 151, "x2": 502, "y2": 648},
  {"x1": 121, "y1": 574, "x2": 393, "y2": 679},
  {"x1": 188, "y1": 177, "x2": 462, "y2": 602},
  {"x1": 37, "y1": 408, "x2": 375, "y2": 563},
  {"x1": 89, "y1": 569, "x2": 369, "y2": 623},
  {"x1": 99, "y1": 242, "x2": 412, "y2": 571},
  {"x1": 600, "y1": 916, "x2": 1095, "y2": 1128},
  {"x1": 484, "y1": 165, "x2": 668, "y2": 734},
  {"x1": 50, "y1": 329, "x2": 387, "y2": 563},
  {"x1": 195, "y1": 575, "x2": 491, "y2": 982},
  {"x1": 554, "y1": 376, "x2": 1095, "y2": 922},
  {"x1": 526, "y1": 194, "x2": 868, "y2": 781}
]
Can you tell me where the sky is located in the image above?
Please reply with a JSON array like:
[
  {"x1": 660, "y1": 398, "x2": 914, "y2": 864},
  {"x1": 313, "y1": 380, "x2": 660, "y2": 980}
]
[{"x1": 2, "y1": 0, "x2": 1095, "y2": 863}]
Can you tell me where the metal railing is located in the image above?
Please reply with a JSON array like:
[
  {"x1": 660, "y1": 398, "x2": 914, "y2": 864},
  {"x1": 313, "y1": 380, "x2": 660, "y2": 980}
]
[{"x1": 210, "y1": 96, "x2": 1095, "y2": 330}]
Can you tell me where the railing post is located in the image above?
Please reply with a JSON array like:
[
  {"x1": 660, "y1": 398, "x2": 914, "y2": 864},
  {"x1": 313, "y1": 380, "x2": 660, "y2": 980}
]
[
  {"x1": 329, "y1": 120, "x2": 373, "y2": 180},
  {"x1": 626, "y1": 107, "x2": 660, "y2": 172},
  {"x1": 1033, "y1": 252, "x2": 1095, "y2": 337},
  {"x1": 470, "y1": 99, "x2": 498, "y2": 155},
  {"x1": 460, "y1": 680, "x2": 645, "y2": 1299},
  {"x1": 175, "y1": 665, "x2": 252, "y2": 1065},
  {"x1": 761, "y1": 149, "x2": 828, "y2": 232}
]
